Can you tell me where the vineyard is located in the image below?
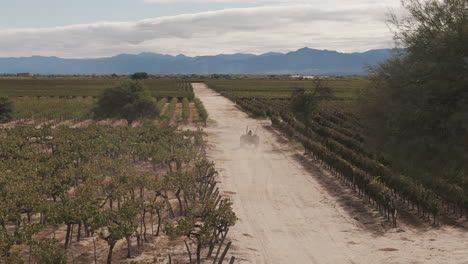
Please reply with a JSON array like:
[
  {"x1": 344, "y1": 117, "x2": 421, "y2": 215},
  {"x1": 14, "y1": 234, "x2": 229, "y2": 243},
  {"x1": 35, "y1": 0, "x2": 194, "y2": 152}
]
[
  {"x1": 0, "y1": 122, "x2": 238, "y2": 263},
  {"x1": 205, "y1": 79, "x2": 468, "y2": 226},
  {"x1": 205, "y1": 78, "x2": 367, "y2": 100},
  {"x1": 0, "y1": 77, "x2": 222, "y2": 264},
  {"x1": 2, "y1": 75, "x2": 465, "y2": 263},
  {"x1": 0, "y1": 77, "x2": 194, "y2": 98},
  {"x1": 0, "y1": 78, "x2": 205, "y2": 125}
]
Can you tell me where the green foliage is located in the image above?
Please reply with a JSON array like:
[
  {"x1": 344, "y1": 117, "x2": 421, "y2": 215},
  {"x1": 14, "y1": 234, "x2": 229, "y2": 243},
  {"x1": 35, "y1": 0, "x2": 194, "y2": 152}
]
[
  {"x1": 291, "y1": 79, "x2": 335, "y2": 117},
  {"x1": 271, "y1": 115, "x2": 400, "y2": 221},
  {"x1": 165, "y1": 216, "x2": 196, "y2": 239},
  {"x1": 162, "y1": 97, "x2": 178, "y2": 120},
  {"x1": 13, "y1": 97, "x2": 95, "y2": 120},
  {"x1": 291, "y1": 88, "x2": 319, "y2": 116},
  {"x1": 156, "y1": 97, "x2": 168, "y2": 113},
  {"x1": 0, "y1": 96, "x2": 14, "y2": 123},
  {"x1": 32, "y1": 238, "x2": 67, "y2": 264},
  {"x1": 194, "y1": 98, "x2": 208, "y2": 124},
  {"x1": 362, "y1": 0, "x2": 468, "y2": 186},
  {"x1": 0, "y1": 254, "x2": 24, "y2": 264},
  {"x1": 131, "y1": 72, "x2": 149, "y2": 80},
  {"x1": 181, "y1": 98, "x2": 190, "y2": 120},
  {"x1": 94, "y1": 80, "x2": 159, "y2": 125},
  {"x1": 100, "y1": 201, "x2": 139, "y2": 245},
  {"x1": 205, "y1": 78, "x2": 364, "y2": 99},
  {"x1": 0, "y1": 77, "x2": 194, "y2": 99},
  {"x1": 0, "y1": 123, "x2": 236, "y2": 261}
]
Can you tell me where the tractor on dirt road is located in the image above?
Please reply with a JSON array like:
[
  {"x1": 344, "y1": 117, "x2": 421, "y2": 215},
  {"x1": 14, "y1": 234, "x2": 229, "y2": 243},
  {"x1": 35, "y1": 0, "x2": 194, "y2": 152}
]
[{"x1": 240, "y1": 126, "x2": 260, "y2": 148}]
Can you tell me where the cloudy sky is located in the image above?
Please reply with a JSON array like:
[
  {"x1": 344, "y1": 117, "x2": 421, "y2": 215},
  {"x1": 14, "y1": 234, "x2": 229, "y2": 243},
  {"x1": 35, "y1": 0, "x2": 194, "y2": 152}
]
[{"x1": 1, "y1": 0, "x2": 402, "y2": 58}]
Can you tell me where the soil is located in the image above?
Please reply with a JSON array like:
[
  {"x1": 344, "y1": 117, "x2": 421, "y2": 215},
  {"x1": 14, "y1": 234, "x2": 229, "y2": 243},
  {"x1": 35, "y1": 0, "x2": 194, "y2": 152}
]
[{"x1": 192, "y1": 83, "x2": 468, "y2": 264}]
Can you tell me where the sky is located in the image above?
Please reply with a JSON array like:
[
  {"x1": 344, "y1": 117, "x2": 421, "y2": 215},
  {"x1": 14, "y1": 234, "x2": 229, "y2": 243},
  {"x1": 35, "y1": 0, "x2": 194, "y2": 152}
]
[{"x1": 1, "y1": 0, "x2": 403, "y2": 58}]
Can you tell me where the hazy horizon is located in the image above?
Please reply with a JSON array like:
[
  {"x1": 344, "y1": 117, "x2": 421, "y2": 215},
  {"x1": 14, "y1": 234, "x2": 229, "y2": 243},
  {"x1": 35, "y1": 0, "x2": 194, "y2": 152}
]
[
  {"x1": 2, "y1": 0, "x2": 401, "y2": 58},
  {"x1": 0, "y1": 47, "x2": 392, "y2": 60}
]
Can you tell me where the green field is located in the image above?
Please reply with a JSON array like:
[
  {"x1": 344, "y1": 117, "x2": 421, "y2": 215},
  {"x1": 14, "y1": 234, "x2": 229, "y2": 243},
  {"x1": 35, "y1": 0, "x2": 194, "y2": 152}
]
[
  {"x1": 0, "y1": 77, "x2": 194, "y2": 98},
  {"x1": 0, "y1": 77, "x2": 197, "y2": 120},
  {"x1": 13, "y1": 97, "x2": 96, "y2": 119},
  {"x1": 205, "y1": 77, "x2": 368, "y2": 100}
]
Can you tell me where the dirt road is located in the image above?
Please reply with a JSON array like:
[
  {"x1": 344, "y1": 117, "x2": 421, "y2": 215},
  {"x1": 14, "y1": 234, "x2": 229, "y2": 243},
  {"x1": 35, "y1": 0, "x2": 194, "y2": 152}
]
[{"x1": 192, "y1": 83, "x2": 468, "y2": 264}]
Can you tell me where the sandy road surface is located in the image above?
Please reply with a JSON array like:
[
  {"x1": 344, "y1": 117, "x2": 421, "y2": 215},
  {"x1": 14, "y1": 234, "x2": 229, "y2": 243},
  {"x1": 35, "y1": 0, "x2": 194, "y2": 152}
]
[{"x1": 192, "y1": 83, "x2": 468, "y2": 264}]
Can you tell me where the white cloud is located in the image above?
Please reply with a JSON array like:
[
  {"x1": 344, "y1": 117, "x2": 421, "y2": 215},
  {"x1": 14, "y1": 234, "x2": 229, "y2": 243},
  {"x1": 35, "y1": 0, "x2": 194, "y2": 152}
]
[
  {"x1": 143, "y1": 0, "x2": 295, "y2": 2},
  {"x1": 143, "y1": 0, "x2": 400, "y2": 7},
  {"x1": 143, "y1": 0, "x2": 394, "y2": 3},
  {"x1": 144, "y1": 0, "x2": 282, "y2": 2},
  {"x1": 0, "y1": 3, "x2": 400, "y2": 58}
]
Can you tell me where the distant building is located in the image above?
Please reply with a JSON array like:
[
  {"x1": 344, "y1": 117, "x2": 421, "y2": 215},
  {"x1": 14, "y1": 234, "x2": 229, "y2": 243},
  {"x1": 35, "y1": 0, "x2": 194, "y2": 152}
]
[
  {"x1": 291, "y1": 75, "x2": 327, "y2": 80},
  {"x1": 16, "y1": 73, "x2": 34, "y2": 77}
]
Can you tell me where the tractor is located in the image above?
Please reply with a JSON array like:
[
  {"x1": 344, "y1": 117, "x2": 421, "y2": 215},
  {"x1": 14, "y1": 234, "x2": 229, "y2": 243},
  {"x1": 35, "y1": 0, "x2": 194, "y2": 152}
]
[{"x1": 240, "y1": 126, "x2": 259, "y2": 148}]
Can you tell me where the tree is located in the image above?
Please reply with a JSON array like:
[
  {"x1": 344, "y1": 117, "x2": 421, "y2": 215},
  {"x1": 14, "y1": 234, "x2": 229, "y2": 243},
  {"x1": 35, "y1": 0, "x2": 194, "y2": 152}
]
[
  {"x1": 130, "y1": 72, "x2": 149, "y2": 80},
  {"x1": 93, "y1": 81, "x2": 159, "y2": 125},
  {"x1": 291, "y1": 79, "x2": 332, "y2": 117},
  {"x1": 361, "y1": 0, "x2": 468, "y2": 180},
  {"x1": 0, "y1": 96, "x2": 14, "y2": 123}
]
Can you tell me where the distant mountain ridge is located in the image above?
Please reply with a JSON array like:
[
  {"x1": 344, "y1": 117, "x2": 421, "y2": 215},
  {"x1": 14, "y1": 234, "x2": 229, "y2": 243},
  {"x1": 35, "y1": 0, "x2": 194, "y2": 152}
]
[{"x1": 0, "y1": 47, "x2": 393, "y2": 75}]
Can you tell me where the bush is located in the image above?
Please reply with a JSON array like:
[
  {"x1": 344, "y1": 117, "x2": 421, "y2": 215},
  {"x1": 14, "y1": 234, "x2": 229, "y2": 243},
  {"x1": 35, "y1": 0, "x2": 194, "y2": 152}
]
[
  {"x1": 130, "y1": 72, "x2": 149, "y2": 80},
  {"x1": 93, "y1": 80, "x2": 158, "y2": 125}
]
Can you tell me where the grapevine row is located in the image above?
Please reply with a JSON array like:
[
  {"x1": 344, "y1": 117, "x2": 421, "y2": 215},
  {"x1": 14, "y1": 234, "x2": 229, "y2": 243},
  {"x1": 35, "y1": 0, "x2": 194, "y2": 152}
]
[{"x1": 194, "y1": 98, "x2": 208, "y2": 124}]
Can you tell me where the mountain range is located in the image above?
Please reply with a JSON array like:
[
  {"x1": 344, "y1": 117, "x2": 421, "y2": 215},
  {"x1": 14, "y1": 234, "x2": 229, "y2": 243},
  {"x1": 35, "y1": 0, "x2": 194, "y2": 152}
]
[{"x1": 0, "y1": 48, "x2": 393, "y2": 75}]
